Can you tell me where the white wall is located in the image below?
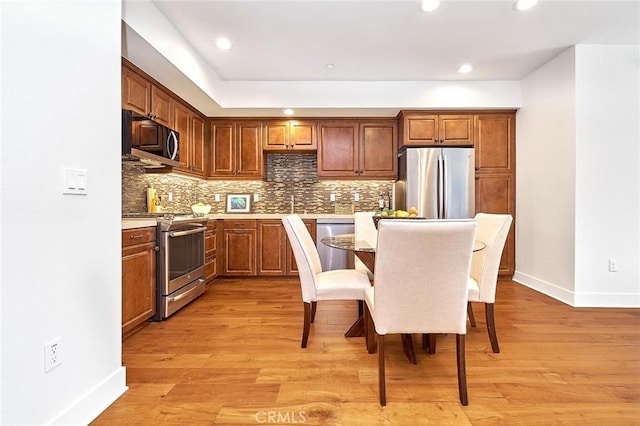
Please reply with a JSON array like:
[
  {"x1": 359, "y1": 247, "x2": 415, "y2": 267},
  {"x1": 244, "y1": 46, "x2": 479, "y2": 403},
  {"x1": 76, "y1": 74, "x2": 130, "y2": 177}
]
[
  {"x1": 0, "y1": 1, "x2": 126, "y2": 424},
  {"x1": 515, "y1": 45, "x2": 640, "y2": 307},
  {"x1": 515, "y1": 48, "x2": 578, "y2": 303},
  {"x1": 574, "y1": 45, "x2": 640, "y2": 306}
]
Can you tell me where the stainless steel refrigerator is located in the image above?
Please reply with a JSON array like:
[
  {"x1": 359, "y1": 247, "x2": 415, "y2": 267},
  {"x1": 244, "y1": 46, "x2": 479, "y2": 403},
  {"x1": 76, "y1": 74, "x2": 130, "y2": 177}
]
[{"x1": 394, "y1": 147, "x2": 475, "y2": 219}]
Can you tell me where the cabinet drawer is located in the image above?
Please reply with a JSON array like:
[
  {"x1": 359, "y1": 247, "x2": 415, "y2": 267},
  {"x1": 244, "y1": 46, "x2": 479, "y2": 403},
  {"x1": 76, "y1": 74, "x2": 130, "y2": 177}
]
[
  {"x1": 122, "y1": 227, "x2": 156, "y2": 247},
  {"x1": 205, "y1": 234, "x2": 217, "y2": 252},
  {"x1": 222, "y1": 219, "x2": 257, "y2": 229}
]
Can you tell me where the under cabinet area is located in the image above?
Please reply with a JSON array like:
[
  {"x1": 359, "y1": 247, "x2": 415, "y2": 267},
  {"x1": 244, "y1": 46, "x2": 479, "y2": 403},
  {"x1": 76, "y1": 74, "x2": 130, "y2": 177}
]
[{"x1": 121, "y1": 227, "x2": 157, "y2": 339}]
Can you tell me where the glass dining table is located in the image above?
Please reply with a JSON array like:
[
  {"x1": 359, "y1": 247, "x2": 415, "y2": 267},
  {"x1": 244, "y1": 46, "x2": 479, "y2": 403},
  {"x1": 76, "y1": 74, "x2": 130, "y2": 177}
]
[{"x1": 321, "y1": 233, "x2": 486, "y2": 364}]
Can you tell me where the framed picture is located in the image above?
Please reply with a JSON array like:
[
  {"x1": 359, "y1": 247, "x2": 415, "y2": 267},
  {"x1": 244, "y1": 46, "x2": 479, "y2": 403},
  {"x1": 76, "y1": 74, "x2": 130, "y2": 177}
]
[{"x1": 226, "y1": 194, "x2": 251, "y2": 213}]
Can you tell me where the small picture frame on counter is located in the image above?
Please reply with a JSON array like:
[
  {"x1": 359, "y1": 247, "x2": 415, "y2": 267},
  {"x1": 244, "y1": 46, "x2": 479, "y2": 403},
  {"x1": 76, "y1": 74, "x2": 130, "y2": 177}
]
[{"x1": 226, "y1": 194, "x2": 252, "y2": 213}]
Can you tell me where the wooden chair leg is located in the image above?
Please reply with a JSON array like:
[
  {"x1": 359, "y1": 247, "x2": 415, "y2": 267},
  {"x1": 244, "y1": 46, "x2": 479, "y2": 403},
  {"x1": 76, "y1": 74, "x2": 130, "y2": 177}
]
[
  {"x1": 378, "y1": 334, "x2": 386, "y2": 406},
  {"x1": 364, "y1": 303, "x2": 377, "y2": 354},
  {"x1": 422, "y1": 333, "x2": 429, "y2": 350},
  {"x1": 401, "y1": 334, "x2": 417, "y2": 364},
  {"x1": 467, "y1": 302, "x2": 476, "y2": 327},
  {"x1": 485, "y1": 303, "x2": 500, "y2": 353},
  {"x1": 301, "y1": 302, "x2": 312, "y2": 348},
  {"x1": 456, "y1": 334, "x2": 468, "y2": 406},
  {"x1": 310, "y1": 301, "x2": 317, "y2": 323},
  {"x1": 428, "y1": 334, "x2": 436, "y2": 354}
]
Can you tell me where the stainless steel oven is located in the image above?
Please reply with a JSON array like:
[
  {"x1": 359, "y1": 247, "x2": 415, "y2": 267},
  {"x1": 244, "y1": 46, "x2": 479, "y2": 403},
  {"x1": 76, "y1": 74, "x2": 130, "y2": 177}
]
[{"x1": 154, "y1": 215, "x2": 208, "y2": 320}]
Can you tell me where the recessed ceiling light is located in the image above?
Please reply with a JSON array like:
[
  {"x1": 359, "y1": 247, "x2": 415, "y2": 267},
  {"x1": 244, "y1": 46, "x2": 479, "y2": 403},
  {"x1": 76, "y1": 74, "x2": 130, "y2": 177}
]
[
  {"x1": 325, "y1": 63, "x2": 335, "y2": 70},
  {"x1": 215, "y1": 37, "x2": 232, "y2": 50},
  {"x1": 513, "y1": 0, "x2": 538, "y2": 11},
  {"x1": 420, "y1": 0, "x2": 441, "y2": 13},
  {"x1": 458, "y1": 64, "x2": 473, "y2": 74},
  {"x1": 283, "y1": 109, "x2": 294, "y2": 116}
]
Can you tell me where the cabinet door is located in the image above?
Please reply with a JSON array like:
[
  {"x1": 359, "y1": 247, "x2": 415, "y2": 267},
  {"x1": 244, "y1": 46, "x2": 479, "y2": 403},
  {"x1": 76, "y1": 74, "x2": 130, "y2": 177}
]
[
  {"x1": 475, "y1": 174, "x2": 515, "y2": 276},
  {"x1": 475, "y1": 114, "x2": 515, "y2": 173},
  {"x1": 122, "y1": 239, "x2": 156, "y2": 339},
  {"x1": 263, "y1": 120, "x2": 289, "y2": 150},
  {"x1": 257, "y1": 220, "x2": 287, "y2": 276},
  {"x1": 236, "y1": 121, "x2": 263, "y2": 178},
  {"x1": 150, "y1": 86, "x2": 172, "y2": 127},
  {"x1": 122, "y1": 67, "x2": 150, "y2": 116},
  {"x1": 223, "y1": 229, "x2": 257, "y2": 276},
  {"x1": 401, "y1": 114, "x2": 438, "y2": 147},
  {"x1": 318, "y1": 121, "x2": 359, "y2": 177},
  {"x1": 359, "y1": 121, "x2": 398, "y2": 178},
  {"x1": 190, "y1": 114, "x2": 206, "y2": 176},
  {"x1": 210, "y1": 121, "x2": 236, "y2": 177},
  {"x1": 290, "y1": 121, "x2": 317, "y2": 150},
  {"x1": 173, "y1": 102, "x2": 192, "y2": 172},
  {"x1": 439, "y1": 115, "x2": 473, "y2": 146}
]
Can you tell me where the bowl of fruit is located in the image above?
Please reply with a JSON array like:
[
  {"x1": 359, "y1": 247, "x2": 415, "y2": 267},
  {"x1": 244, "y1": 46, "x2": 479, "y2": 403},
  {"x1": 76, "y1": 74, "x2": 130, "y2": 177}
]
[
  {"x1": 372, "y1": 207, "x2": 422, "y2": 229},
  {"x1": 191, "y1": 202, "x2": 212, "y2": 216}
]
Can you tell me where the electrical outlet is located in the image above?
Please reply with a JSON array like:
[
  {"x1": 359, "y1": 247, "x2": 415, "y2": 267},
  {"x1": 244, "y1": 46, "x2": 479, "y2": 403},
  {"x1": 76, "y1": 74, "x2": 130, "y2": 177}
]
[
  {"x1": 609, "y1": 259, "x2": 618, "y2": 272},
  {"x1": 354, "y1": 192, "x2": 360, "y2": 202},
  {"x1": 254, "y1": 193, "x2": 260, "y2": 202},
  {"x1": 214, "y1": 194, "x2": 221, "y2": 202},
  {"x1": 330, "y1": 193, "x2": 336, "y2": 202},
  {"x1": 44, "y1": 338, "x2": 62, "y2": 372},
  {"x1": 167, "y1": 191, "x2": 173, "y2": 202}
]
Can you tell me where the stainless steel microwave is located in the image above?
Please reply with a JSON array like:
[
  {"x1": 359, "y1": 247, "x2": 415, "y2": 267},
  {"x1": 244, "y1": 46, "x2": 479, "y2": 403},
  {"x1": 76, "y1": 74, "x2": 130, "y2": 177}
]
[{"x1": 122, "y1": 109, "x2": 180, "y2": 167}]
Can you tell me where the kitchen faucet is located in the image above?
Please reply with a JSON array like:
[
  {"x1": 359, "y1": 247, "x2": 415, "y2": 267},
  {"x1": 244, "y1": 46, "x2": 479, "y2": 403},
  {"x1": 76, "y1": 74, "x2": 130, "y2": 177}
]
[{"x1": 290, "y1": 195, "x2": 295, "y2": 214}]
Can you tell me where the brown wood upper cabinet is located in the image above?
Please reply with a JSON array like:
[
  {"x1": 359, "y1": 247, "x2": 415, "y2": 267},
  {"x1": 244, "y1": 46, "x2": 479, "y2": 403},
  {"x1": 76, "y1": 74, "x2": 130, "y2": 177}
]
[
  {"x1": 317, "y1": 119, "x2": 397, "y2": 179},
  {"x1": 399, "y1": 112, "x2": 473, "y2": 148},
  {"x1": 209, "y1": 120, "x2": 263, "y2": 179},
  {"x1": 122, "y1": 65, "x2": 171, "y2": 127},
  {"x1": 173, "y1": 102, "x2": 206, "y2": 177},
  {"x1": 263, "y1": 120, "x2": 317, "y2": 151}
]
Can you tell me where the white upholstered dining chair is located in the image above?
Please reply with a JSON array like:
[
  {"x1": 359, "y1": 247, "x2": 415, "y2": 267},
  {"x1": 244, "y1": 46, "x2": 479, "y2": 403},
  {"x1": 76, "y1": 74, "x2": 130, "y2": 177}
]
[
  {"x1": 364, "y1": 219, "x2": 477, "y2": 406},
  {"x1": 467, "y1": 213, "x2": 513, "y2": 353},
  {"x1": 354, "y1": 211, "x2": 377, "y2": 280},
  {"x1": 282, "y1": 214, "x2": 371, "y2": 348}
]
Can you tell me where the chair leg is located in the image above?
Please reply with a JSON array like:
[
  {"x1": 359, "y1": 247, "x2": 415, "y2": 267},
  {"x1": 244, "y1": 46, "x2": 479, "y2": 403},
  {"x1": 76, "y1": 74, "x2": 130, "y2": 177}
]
[
  {"x1": 364, "y1": 303, "x2": 377, "y2": 354},
  {"x1": 378, "y1": 334, "x2": 386, "y2": 406},
  {"x1": 421, "y1": 334, "x2": 437, "y2": 354},
  {"x1": 485, "y1": 303, "x2": 500, "y2": 353},
  {"x1": 310, "y1": 301, "x2": 317, "y2": 323},
  {"x1": 456, "y1": 334, "x2": 468, "y2": 406},
  {"x1": 301, "y1": 302, "x2": 312, "y2": 348},
  {"x1": 467, "y1": 302, "x2": 476, "y2": 327}
]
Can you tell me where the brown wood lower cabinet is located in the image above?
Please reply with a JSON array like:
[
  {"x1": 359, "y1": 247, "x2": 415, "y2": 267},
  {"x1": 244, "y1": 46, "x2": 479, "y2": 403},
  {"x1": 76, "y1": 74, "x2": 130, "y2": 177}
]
[
  {"x1": 257, "y1": 219, "x2": 316, "y2": 276},
  {"x1": 121, "y1": 227, "x2": 157, "y2": 339},
  {"x1": 205, "y1": 220, "x2": 218, "y2": 284},
  {"x1": 222, "y1": 220, "x2": 257, "y2": 276}
]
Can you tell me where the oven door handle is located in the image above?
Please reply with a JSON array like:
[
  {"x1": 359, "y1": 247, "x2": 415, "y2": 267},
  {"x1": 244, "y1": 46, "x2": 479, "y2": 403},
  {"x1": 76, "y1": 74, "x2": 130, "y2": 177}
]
[
  {"x1": 168, "y1": 227, "x2": 205, "y2": 238},
  {"x1": 168, "y1": 279, "x2": 206, "y2": 303}
]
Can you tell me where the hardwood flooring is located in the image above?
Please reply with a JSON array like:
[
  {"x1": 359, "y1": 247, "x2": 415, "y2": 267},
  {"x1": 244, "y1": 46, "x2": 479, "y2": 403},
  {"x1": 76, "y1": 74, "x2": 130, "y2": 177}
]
[{"x1": 92, "y1": 278, "x2": 640, "y2": 425}]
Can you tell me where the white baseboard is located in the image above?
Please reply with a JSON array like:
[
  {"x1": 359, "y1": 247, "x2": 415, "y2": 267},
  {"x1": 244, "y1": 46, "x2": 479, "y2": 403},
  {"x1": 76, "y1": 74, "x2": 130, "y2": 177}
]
[
  {"x1": 513, "y1": 271, "x2": 640, "y2": 307},
  {"x1": 512, "y1": 271, "x2": 575, "y2": 305},
  {"x1": 51, "y1": 366, "x2": 127, "y2": 425}
]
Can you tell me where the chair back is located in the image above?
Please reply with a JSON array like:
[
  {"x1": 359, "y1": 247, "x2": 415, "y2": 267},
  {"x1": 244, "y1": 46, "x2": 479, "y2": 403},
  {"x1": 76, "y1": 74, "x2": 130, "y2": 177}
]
[
  {"x1": 282, "y1": 214, "x2": 322, "y2": 302},
  {"x1": 354, "y1": 211, "x2": 377, "y2": 248},
  {"x1": 373, "y1": 219, "x2": 477, "y2": 335},
  {"x1": 470, "y1": 213, "x2": 513, "y2": 303}
]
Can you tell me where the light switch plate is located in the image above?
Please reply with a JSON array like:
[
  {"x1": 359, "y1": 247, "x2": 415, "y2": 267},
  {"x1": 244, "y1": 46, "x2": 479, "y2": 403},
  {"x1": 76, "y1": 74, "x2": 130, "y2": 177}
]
[{"x1": 63, "y1": 168, "x2": 87, "y2": 195}]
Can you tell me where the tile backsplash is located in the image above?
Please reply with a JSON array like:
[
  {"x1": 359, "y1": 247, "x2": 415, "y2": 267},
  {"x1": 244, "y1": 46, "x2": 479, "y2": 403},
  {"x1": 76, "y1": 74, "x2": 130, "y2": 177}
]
[{"x1": 122, "y1": 153, "x2": 394, "y2": 214}]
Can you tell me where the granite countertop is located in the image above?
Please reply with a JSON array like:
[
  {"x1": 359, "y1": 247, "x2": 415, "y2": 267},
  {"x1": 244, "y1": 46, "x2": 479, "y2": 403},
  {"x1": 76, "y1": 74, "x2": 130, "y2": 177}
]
[{"x1": 121, "y1": 213, "x2": 355, "y2": 230}]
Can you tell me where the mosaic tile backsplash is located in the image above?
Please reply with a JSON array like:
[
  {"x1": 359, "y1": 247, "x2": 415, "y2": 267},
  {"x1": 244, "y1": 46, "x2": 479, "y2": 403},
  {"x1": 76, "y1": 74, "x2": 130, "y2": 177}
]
[{"x1": 122, "y1": 153, "x2": 394, "y2": 214}]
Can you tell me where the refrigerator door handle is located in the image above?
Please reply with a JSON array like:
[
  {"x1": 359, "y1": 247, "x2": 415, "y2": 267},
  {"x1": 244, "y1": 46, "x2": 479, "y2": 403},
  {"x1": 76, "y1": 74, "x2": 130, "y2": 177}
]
[
  {"x1": 437, "y1": 153, "x2": 445, "y2": 219},
  {"x1": 441, "y1": 153, "x2": 448, "y2": 218}
]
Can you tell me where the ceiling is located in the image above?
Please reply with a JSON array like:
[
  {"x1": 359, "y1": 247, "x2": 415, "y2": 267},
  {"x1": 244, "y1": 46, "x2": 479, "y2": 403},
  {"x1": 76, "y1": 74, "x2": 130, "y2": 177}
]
[{"x1": 122, "y1": 0, "x2": 639, "y2": 117}]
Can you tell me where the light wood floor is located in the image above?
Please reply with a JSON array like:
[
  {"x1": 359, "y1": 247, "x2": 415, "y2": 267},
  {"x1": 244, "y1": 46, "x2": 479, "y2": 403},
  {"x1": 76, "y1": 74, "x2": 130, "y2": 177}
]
[{"x1": 92, "y1": 278, "x2": 640, "y2": 425}]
